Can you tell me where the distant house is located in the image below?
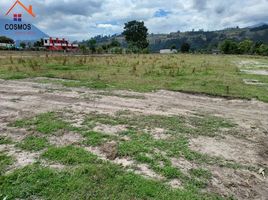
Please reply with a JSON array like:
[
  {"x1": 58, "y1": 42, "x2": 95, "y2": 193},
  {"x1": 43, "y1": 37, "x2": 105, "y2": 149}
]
[
  {"x1": 43, "y1": 37, "x2": 79, "y2": 51},
  {"x1": 0, "y1": 43, "x2": 15, "y2": 49},
  {"x1": 160, "y1": 49, "x2": 177, "y2": 54}
]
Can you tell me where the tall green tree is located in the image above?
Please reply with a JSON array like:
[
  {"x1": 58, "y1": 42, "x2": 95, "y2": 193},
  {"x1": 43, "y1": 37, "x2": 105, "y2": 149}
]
[
  {"x1": 220, "y1": 40, "x2": 238, "y2": 54},
  {"x1": 258, "y1": 44, "x2": 268, "y2": 56},
  {"x1": 180, "y1": 43, "x2": 190, "y2": 53},
  {"x1": 34, "y1": 39, "x2": 43, "y2": 48},
  {"x1": 123, "y1": 20, "x2": 149, "y2": 51},
  {"x1": 109, "y1": 39, "x2": 121, "y2": 48},
  {"x1": 170, "y1": 44, "x2": 177, "y2": 50},
  {"x1": 88, "y1": 39, "x2": 97, "y2": 53},
  {"x1": 238, "y1": 39, "x2": 253, "y2": 54},
  {"x1": 20, "y1": 42, "x2": 26, "y2": 49}
]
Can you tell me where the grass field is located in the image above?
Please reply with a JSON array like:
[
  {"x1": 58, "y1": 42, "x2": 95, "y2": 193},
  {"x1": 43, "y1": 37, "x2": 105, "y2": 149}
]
[
  {"x1": 0, "y1": 53, "x2": 267, "y2": 102},
  {"x1": 0, "y1": 53, "x2": 267, "y2": 200},
  {"x1": 1, "y1": 111, "x2": 236, "y2": 200}
]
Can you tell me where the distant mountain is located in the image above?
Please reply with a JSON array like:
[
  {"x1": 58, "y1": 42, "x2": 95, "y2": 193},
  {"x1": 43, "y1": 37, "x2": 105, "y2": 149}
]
[
  {"x1": 0, "y1": 18, "x2": 48, "y2": 43},
  {"x1": 247, "y1": 22, "x2": 268, "y2": 28},
  {"x1": 89, "y1": 25, "x2": 268, "y2": 52}
]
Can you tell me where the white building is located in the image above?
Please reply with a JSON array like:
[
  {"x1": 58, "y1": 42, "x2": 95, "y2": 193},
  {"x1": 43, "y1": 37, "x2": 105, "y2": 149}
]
[
  {"x1": 160, "y1": 49, "x2": 177, "y2": 54},
  {"x1": 0, "y1": 43, "x2": 15, "y2": 49}
]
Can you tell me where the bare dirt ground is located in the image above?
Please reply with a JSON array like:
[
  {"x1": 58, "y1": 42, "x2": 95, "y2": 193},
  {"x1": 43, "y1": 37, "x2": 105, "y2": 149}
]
[{"x1": 0, "y1": 78, "x2": 268, "y2": 199}]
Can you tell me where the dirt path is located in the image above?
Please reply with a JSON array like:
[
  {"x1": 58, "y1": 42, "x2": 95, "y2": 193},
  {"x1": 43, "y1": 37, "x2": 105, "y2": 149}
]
[
  {"x1": 1, "y1": 78, "x2": 267, "y2": 130},
  {"x1": 1, "y1": 78, "x2": 267, "y2": 161}
]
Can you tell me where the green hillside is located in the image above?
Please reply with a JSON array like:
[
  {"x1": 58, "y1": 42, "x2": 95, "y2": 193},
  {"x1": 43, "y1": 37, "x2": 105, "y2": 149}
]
[{"x1": 89, "y1": 24, "x2": 268, "y2": 52}]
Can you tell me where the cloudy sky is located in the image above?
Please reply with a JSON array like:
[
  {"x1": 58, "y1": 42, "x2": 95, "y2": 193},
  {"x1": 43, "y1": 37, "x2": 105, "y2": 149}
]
[{"x1": 1, "y1": 0, "x2": 268, "y2": 40}]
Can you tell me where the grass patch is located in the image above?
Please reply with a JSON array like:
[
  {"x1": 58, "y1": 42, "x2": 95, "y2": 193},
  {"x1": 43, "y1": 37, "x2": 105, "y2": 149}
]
[
  {"x1": 0, "y1": 136, "x2": 12, "y2": 145},
  {"x1": 82, "y1": 131, "x2": 115, "y2": 146},
  {"x1": 42, "y1": 146, "x2": 97, "y2": 165},
  {"x1": 16, "y1": 136, "x2": 49, "y2": 151},
  {"x1": 83, "y1": 112, "x2": 235, "y2": 137},
  {"x1": 0, "y1": 164, "x2": 224, "y2": 200},
  {"x1": 0, "y1": 153, "x2": 13, "y2": 175},
  {"x1": 82, "y1": 112, "x2": 244, "y2": 172},
  {"x1": 189, "y1": 115, "x2": 235, "y2": 136},
  {"x1": 11, "y1": 112, "x2": 69, "y2": 134},
  {"x1": 189, "y1": 168, "x2": 212, "y2": 180},
  {"x1": 0, "y1": 105, "x2": 246, "y2": 199}
]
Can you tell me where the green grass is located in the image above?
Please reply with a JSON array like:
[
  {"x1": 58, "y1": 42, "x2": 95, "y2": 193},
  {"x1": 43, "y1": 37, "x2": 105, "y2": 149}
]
[
  {"x1": 0, "y1": 153, "x2": 13, "y2": 175},
  {"x1": 0, "y1": 136, "x2": 12, "y2": 145},
  {"x1": 42, "y1": 146, "x2": 97, "y2": 165},
  {"x1": 81, "y1": 111, "x2": 252, "y2": 173},
  {"x1": 188, "y1": 115, "x2": 235, "y2": 136},
  {"x1": 83, "y1": 111, "x2": 235, "y2": 137},
  {"x1": 0, "y1": 110, "x2": 251, "y2": 199},
  {"x1": 16, "y1": 136, "x2": 49, "y2": 151},
  {"x1": 0, "y1": 54, "x2": 267, "y2": 102},
  {"x1": 11, "y1": 112, "x2": 70, "y2": 134},
  {"x1": 82, "y1": 131, "x2": 116, "y2": 146},
  {"x1": 189, "y1": 168, "x2": 212, "y2": 180},
  {"x1": 0, "y1": 164, "x2": 224, "y2": 200}
]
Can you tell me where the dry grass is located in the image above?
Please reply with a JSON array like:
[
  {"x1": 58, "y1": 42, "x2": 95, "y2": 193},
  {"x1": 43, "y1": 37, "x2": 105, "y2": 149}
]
[{"x1": 0, "y1": 53, "x2": 267, "y2": 101}]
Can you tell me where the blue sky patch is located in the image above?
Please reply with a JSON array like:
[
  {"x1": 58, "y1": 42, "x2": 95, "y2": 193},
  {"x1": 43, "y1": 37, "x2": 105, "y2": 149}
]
[{"x1": 154, "y1": 9, "x2": 171, "y2": 17}]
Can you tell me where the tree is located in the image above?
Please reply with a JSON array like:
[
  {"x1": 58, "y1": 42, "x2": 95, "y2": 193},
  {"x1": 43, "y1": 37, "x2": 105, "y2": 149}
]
[
  {"x1": 88, "y1": 39, "x2": 97, "y2": 53},
  {"x1": 170, "y1": 44, "x2": 177, "y2": 50},
  {"x1": 109, "y1": 39, "x2": 121, "y2": 48},
  {"x1": 257, "y1": 44, "x2": 268, "y2": 56},
  {"x1": 96, "y1": 46, "x2": 104, "y2": 54},
  {"x1": 123, "y1": 20, "x2": 149, "y2": 51},
  {"x1": 20, "y1": 42, "x2": 26, "y2": 49},
  {"x1": 180, "y1": 42, "x2": 190, "y2": 53},
  {"x1": 34, "y1": 40, "x2": 43, "y2": 48},
  {"x1": 0, "y1": 36, "x2": 14, "y2": 44},
  {"x1": 79, "y1": 44, "x2": 88, "y2": 54},
  {"x1": 238, "y1": 39, "x2": 253, "y2": 54},
  {"x1": 220, "y1": 40, "x2": 238, "y2": 54},
  {"x1": 252, "y1": 41, "x2": 263, "y2": 54}
]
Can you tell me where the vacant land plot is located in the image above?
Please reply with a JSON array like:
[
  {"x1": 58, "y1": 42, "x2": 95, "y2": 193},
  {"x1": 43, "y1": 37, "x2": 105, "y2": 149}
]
[
  {"x1": 0, "y1": 53, "x2": 268, "y2": 101},
  {"x1": 0, "y1": 53, "x2": 267, "y2": 200}
]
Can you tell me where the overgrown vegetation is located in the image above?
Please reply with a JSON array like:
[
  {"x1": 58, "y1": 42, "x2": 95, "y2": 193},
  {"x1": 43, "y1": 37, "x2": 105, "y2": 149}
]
[
  {"x1": 0, "y1": 54, "x2": 267, "y2": 102},
  {"x1": 0, "y1": 55, "x2": 268, "y2": 101},
  {"x1": 220, "y1": 39, "x2": 268, "y2": 55},
  {"x1": 17, "y1": 136, "x2": 49, "y2": 151}
]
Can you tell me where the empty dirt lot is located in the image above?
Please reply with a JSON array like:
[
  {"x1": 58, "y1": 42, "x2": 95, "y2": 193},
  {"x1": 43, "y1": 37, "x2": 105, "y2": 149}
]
[{"x1": 0, "y1": 78, "x2": 267, "y2": 199}]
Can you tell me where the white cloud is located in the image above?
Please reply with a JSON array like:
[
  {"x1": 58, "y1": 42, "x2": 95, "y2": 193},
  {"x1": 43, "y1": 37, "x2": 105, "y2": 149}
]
[{"x1": 0, "y1": 0, "x2": 267, "y2": 40}]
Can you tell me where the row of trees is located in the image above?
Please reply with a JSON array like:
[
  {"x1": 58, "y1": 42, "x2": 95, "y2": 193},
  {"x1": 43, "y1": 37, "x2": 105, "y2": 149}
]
[
  {"x1": 80, "y1": 38, "x2": 122, "y2": 54},
  {"x1": 85, "y1": 20, "x2": 268, "y2": 55},
  {"x1": 80, "y1": 20, "x2": 149, "y2": 54},
  {"x1": 220, "y1": 39, "x2": 268, "y2": 56},
  {"x1": 86, "y1": 20, "x2": 192, "y2": 54}
]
